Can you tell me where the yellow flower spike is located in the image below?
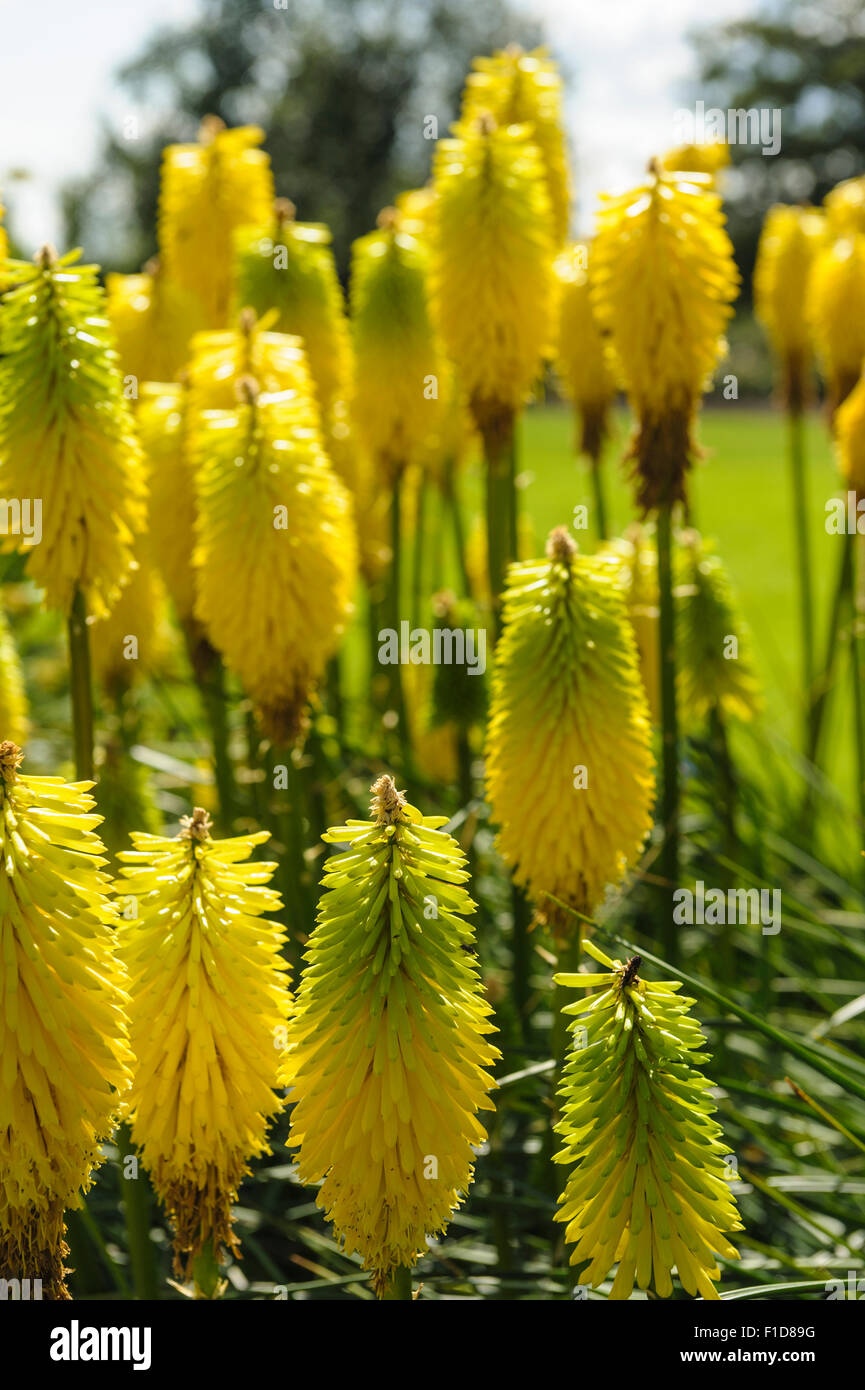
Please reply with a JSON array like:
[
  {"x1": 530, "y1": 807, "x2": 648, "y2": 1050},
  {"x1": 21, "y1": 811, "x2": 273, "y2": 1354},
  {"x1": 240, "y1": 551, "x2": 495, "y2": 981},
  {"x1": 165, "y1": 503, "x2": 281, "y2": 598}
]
[
  {"x1": 807, "y1": 233, "x2": 865, "y2": 413},
  {"x1": 0, "y1": 742, "x2": 131, "y2": 1300},
  {"x1": 137, "y1": 382, "x2": 199, "y2": 623},
  {"x1": 461, "y1": 45, "x2": 571, "y2": 244},
  {"x1": 0, "y1": 191, "x2": 8, "y2": 285},
  {"x1": 554, "y1": 242, "x2": 616, "y2": 461},
  {"x1": 659, "y1": 140, "x2": 730, "y2": 180},
  {"x1": 0, "y1": 248, "x2": 147, "y2": 619},
  {"x1": 0, "y1": 602, "x2": 29, "y2": 746},
  {"x1": 835, "y1": 371, "x2": 865, "y2": 498},
  {"x1": 432, "y1": 113, "x2": 555, "y2": 434},
  {"x1": 193, "y1": 382, "x2": 356, "y2": 744},
  {"x1": 233, "y1": 200, "x2": 352, "y2": 423},
  {"x1": 350, "y1": 212, "x2": 441, "y2": 479},
  {"x1": 106, "y1": 258, "x2": 199, "y2": 385},
  {"x1": 285, "y1": 774, "x2": 499, "y2": 1296},
  {"x1": 394, "y1": 185, "x2": 437, "y2": 239},
  {"x1": 754, "y1": 205, "x2": 824, "y2": 410},
  {"x1": 186, "y1": 308, "x2": 318, "y2": 422},
  {"x1": 554, "y1": 939, "x2": 742, "y2": 1300},
  {"x1": 591, "y1": 161, "x2": 739, "y2": 511},
  {"x1": 604, "y1": 524, "x2": 661, "y2": 725},
  {"x1": 824, "y1": 175, "x2": 865, "y2": 238},
  {"x1": 485, "y1": 528, "x2": 654, "y2": 936},
  {"x1": 675, "y1": 531, "x2": 761, "y2": 728},
  {"x1": 158, "y1": 118, "x2": 274, "y2": 329},
  {"x1": 117, "y1": 807, "x2": 291, "y2": 1282}
]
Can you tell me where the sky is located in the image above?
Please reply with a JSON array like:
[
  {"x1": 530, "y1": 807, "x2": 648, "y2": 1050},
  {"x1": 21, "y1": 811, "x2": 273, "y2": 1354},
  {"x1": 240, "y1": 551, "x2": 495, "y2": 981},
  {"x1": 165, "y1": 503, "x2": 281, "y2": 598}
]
[{"x1": 0, "y1": 0, "x2": 757, "y2": 248}]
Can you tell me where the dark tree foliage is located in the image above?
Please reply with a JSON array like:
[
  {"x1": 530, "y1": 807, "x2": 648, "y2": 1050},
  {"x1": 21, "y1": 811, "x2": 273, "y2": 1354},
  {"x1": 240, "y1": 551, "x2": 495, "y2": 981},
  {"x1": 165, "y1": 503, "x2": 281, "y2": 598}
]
[
  {"x1": 61, "y1": 0, "x2": 544, "y2": 275},
  {"x1": 693, "y1": 0, "x2": 865, "y2": 298}
]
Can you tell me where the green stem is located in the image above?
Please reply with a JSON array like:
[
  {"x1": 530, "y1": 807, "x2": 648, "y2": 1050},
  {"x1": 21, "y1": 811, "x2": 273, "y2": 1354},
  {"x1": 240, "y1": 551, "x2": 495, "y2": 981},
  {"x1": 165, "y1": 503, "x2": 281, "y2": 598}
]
[
  {"x1": 184, "y1": 625, "x2": 238, "y2": 831},
  {"x1": 851, "y1": 535, "x2": 865, "y2": 824},
  {"x1": 444, "y1": 459, "x2": 472, "y2": 598},
  {"x1": 789, "y1": 407, "x2": 815, "y2": 741},
  {"x1": 382, "y1": 1264, "x2": 413, "y2": 1300},
  {"x1": 67, "y1": 587, "x2": 94, "y2": 780},
  {"x1": 245, "y1": 707, "x2": 267, "y2": 824},
  {"x1": 589, "y1": 450, "x2": 609, "y2": 542},
  {"x1": 482, "y1": 411, "x2": 516, "y2": 637},
  {"x1": 551, "y1": 930, "x2": 584, "y2": 1073},
  {"x1": 807, "y1": 530, "x2": 853, "y2": 767},
  {"x1": 511, "y1": 884, "x2": 532, "y2": 1046},
  {"x1": 191, "y1": 1237, "x2": 222, "y2": 1299},
  {"x1": 411, "y1": 471, "x2": 427, "y2": 628},
  {"x1": 386, "y1": 471, "x2": 411, "y2": 773},
  {"x1": 456, "y1": 726, "x2": 473, "y2": 810},
  {"x1": 656, "y1": 504, "x2": 679, "y2": 960},
  {"x1": 508, "y1": 418, "x2": 519, "y2": 564},
  {"x1": 116, "y1": 1122, "x2": 159, "y2": 1300},
  {"x1": 270, "y1": 743, "x2": 308, "y2": 962}
]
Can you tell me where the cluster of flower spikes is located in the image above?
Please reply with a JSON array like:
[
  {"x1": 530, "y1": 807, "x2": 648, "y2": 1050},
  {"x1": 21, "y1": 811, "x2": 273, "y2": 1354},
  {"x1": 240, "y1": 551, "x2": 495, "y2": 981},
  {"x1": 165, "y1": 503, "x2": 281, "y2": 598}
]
[
  {"x1": 591, "y1": 160, "x2": 739, "y2": 511},
  {"x1": 284, "y1": 775, "x2": 499, "y2": 1296},
  {"x1": 485, "y1": 526, "x2": 654, "y2": 937},
  {"x1": 0, "y1": 742, "x2": 130, "y2": 1299},
  {"x1": 117, "y1": 808, "x2": 291, "y2": 1279},
  {"x1": 0, "y1": 248, "x2": 146, "y2": 617},
  {"x1": 554, "y1": 937, "x2": 742, "y2": 1299}
]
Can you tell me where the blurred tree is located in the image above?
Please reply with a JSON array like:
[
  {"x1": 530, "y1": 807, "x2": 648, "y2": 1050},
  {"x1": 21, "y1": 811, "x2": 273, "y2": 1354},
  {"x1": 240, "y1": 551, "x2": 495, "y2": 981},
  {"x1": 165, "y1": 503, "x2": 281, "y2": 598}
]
[
  {"x1": 62, "y1": 0, "x2": 544, "y2": 275},
  {"x1": 693, "y1": 0, "x2": 865, "y2": 300}
]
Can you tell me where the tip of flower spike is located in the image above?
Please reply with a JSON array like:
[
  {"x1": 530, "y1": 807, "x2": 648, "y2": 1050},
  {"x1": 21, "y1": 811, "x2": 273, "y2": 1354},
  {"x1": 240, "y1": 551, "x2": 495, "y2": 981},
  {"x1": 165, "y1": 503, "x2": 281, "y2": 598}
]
[
  {"x1": 238, "y1": 306, "x2": 257, "y2": 337},
  {"x1": 35, "y1": 244, "x2": 57, "y2": 268},
  {"x1": 198, "y1": 113, "x2": 226, "y2": 143},
  {"x1": 143, "y1": 255, "x2": 161, "y2": 278},
  {"x1": 376, "y1": 206, "x2": 399, "y2": 231},
  {"x1": 235, "y1": 374, "x2": 260, "y2": 405},
  {"x1": 0, "y1": 741, "x2": 23, "y2": 783},
  {"x1": 274, "y1": 197, "x2": 296, "y2": 224},
  {"x1": 179, "y1": 806, "x2": 213, "y2": 841},
  {"x1": 647, "y1": 155, "x2": 661, "y2": 177},
  {"x1": 546, "y1": 526, "x2": 578, "y2": 565},
  {"x1": 370, "y1": 774, "x2": 408, "y2": 823}
]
